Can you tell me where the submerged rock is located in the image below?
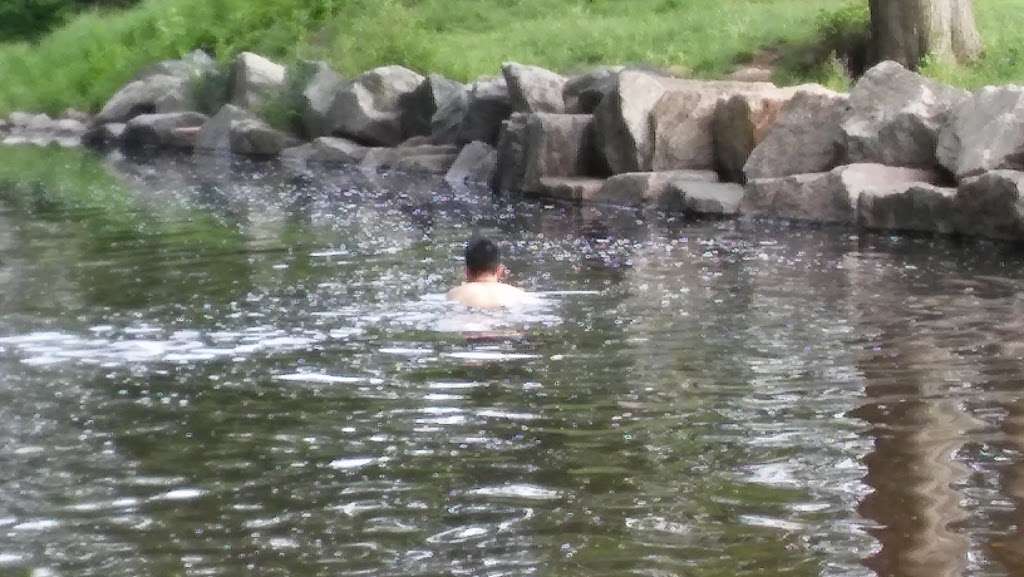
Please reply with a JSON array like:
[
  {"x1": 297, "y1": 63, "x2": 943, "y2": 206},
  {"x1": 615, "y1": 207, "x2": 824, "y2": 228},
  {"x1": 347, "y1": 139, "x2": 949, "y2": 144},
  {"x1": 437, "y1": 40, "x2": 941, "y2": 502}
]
[
  {"x1": 230, "y1": 52, "x2": 286, "y2": 112},
  {"x1": 503, "y1": 62, "x2": 567, "y2": 114},
  {"x1": 937, "y1": 85, "x2": 1024, "y2": 179},
  {"x1": 122, "y1": 112, "x2": 209, "y2": 150},
  {"x1": 195, "y1": 104, "x2": 295, "y2": 156},
  {"x1": 446, "y1": 141, "x2": 498, "y2": 185},
  {"x1": 328, "y1": 65, "x2": 426, "y2": 146},
  {"x1": 83, "y1": 122, "x2": 126, "y2": 147},
  {"x1": 537, "y1": 177, "x2": 606, "y2": 202},
  {"x1": 955, "y1": 170, "x2": 1024, "y2": 240},
  {"x1": 667, "y1": 180, "x2": 746, "y2": 216},
  {"x1": 742, "y1": 163, "x2": 943, "y2": 224},
  {"x1": 593, "y1": 170, "x2": 719, "y2": 208},
  {"x1": 858, "y1": 183, "x2": 958, "y2": 234},
  {"x1": 281, "y1": 136, "x2": 369, "y2": 167},
  {"x1": 360, "y1": 144, "x2": 459, "y2": 173},
  {"x1": 743, "y1": 89, "x2": 849, "y2": 180},
  {"x1": 843, "y1": 61, "x2": 968, "y2": 168}
]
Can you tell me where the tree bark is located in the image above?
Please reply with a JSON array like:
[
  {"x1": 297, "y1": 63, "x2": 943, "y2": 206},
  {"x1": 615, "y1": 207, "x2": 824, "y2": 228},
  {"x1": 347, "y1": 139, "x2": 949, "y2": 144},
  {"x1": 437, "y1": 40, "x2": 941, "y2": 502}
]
[{"x1": 870, "y1": 0, "x2": 982, "y2": 69}]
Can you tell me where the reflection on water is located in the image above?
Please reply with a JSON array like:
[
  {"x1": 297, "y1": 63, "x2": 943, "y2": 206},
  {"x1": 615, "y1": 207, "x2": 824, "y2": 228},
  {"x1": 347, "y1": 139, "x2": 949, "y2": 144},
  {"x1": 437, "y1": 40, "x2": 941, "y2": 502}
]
[{"x1": 2, "y1": 146, "x2": 1024, "y2": 576}]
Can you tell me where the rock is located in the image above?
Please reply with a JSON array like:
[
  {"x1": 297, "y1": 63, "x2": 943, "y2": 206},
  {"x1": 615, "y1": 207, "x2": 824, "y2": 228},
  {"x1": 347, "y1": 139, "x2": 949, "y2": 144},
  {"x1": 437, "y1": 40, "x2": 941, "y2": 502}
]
[
  {"x1": 594, "y1": 70, "x2": 668, "y2": 174},
  {"x1": 2, "y1": 112, "x2": 88, "y2": 147},
  {"x1": 493, "y1": 113, "x2": 530, "y2": 194},
  {"x1": 667, "y1": 181, "x2": 746, "y2": 216},
  {"x1": 399, "y1": 135, "x2": 434, "y2": 148},
  {"x1": 458, "y1": 77, "x2": 513, "y2": 145},
  {"x1": 537, "y1": 177, "x2": 606, "y2": 202},
  {"x1": 83, "y1": 123, "x2": 126, "y2": 147},
  {"x1": 446, "y1": 141, "x2": 497, "y2": 185},
  {"x1": 230, "y1": 52, "x2": 286, "y2": 112},
  {"x1": 714, "y1": 85, "x2": 831, "y2": 182},
  {"x1": 651, "y1": 80, "x2": 775, "y2": 172},
  {"x1": 592, "y1": 170, "x2": 720, "y2": 208},
  {"x1": 742, "y1": 163, "x2": 943, "y2": 224},
  {"x1": 563, "y1": 67, "x2": 623, "y2": 114},
  {"x1": 857, "y1": 183, "x2": 958, "y2": 234},
  {"x1": 502, "y1": 62, "x2": 567, "y2": 113},
  {"x1": 195, "y1": 104, "x2": 296, "y2": 155},
  {"x1": 743, "y1": 90, "x2": 850, "y2": 180},
  {"x1": 328, "y1": 65, "x2": 425, "y2": 146},
  {"x1": 522, "y1": 113, "x2": 601, "y2": 193},
  {"x1": 96, "y1": 74, "x2": 189, "y2": 124},
  {"x1": 843, "y1": 60, "x2": 968, "y2": 168},
  {"x1": 134, "y1": 49, "x2": 215, "y2": 82},
  {"x1": 61, "y1": 108, "x2": 92, "y2": 123},
  {"x1": 122, "y1": 112, "x2": 209, "y2": 150},
  {"x1": 401, "y1": 74, "x2": 467, "y2": 141},
  {"x1": 360, "y1": 144, "x2": 459, "y2": 172},
  {"x1": 955, "y1": 170, "x2": 1024, "y2": 240},
  {"x1": 395, "y1": 153, "x2": 458, "y2": 175},
  {"x1": 301, "y1": 61, "x2": 344, "y2": 138},
  {"x1": 281, "y1": 136, "x2": 368, "y2": 166},
  {"x1": 8, "y1": 112, "x2": 52, "y2": 130},
  {"x1": 937, "y1": 86, "x2": 1024, "y2": 179}
]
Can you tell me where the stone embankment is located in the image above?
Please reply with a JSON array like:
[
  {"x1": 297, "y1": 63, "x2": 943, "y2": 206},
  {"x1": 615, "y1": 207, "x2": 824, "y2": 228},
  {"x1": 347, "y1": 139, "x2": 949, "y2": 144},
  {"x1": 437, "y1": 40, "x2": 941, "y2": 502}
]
[{"x1": 4, "y1": 51, "x2": 1024, "y2": 242}]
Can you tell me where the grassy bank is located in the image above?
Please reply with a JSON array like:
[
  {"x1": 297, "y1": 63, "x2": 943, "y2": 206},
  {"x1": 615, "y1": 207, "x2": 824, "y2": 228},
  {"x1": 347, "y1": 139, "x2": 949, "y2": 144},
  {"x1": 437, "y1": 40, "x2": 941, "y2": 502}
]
[{"x1": 0, "y1": 0, "x2": 1022, "y2": 116}]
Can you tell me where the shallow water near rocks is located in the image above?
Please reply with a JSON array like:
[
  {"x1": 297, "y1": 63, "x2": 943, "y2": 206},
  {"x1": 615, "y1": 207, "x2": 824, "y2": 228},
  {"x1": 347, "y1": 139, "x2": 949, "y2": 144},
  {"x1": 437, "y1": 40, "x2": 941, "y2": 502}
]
[{"x1": 2, "y1": 146, "x2": 1024, "y2": 577}]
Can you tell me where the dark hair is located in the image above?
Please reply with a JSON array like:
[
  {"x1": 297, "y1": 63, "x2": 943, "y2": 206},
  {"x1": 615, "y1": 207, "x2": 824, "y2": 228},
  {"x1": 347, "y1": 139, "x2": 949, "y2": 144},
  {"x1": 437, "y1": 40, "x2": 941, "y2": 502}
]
[{"x1": 465, "y1": 238, "x2": 500, "y2": 277}]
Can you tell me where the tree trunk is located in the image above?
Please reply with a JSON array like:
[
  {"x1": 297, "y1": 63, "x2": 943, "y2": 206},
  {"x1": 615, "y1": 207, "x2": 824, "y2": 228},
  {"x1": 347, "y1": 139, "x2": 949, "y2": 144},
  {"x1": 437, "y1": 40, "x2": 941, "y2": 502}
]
[{"x1": 870, "y1": 0, "x2": 982, "y2": 69}]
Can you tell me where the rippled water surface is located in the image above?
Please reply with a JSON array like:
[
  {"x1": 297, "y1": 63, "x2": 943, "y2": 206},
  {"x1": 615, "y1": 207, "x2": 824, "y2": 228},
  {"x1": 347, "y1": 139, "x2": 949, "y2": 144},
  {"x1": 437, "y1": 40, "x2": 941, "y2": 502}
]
[{"x1": 2, "y1": 146, "x2": 1024, "y2": 577}]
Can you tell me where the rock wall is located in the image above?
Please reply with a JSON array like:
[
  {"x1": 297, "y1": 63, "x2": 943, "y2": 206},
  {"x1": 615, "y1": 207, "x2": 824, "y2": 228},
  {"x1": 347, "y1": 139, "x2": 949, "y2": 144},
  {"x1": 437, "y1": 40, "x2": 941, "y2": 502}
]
[{"x1": 5, "y1": 54, "x2": 1024, "y2": 243}]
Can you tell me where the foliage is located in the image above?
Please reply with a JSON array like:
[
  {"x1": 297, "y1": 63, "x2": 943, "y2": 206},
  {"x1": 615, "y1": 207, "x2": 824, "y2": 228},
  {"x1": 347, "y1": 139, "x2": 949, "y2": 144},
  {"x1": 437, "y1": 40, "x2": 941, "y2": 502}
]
[{"x1": 0, "y1": 0, "x2": 138, "y2": 42}]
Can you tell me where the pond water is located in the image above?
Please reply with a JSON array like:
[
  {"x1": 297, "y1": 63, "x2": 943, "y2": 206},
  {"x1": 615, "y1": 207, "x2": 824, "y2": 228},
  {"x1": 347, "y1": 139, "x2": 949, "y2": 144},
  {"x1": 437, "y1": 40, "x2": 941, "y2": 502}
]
[{"x1": 1, "y1": 146, "x2": 1023, "y2": 577}]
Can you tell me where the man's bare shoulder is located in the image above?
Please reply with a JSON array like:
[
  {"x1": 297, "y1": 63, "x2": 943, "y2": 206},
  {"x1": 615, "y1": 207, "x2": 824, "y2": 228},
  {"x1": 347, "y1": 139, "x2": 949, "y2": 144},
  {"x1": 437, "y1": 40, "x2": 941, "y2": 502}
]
[{"x1": 447, "y1": 282, "x2": 529, "y2": 309}]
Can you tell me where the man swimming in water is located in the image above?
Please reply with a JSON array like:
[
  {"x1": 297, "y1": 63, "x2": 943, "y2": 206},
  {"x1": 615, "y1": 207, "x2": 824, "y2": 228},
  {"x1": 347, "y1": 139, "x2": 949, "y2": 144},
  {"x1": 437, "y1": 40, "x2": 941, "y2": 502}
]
[{"x1": 447, "y1": 238, "x2": 530, "y2": 309}]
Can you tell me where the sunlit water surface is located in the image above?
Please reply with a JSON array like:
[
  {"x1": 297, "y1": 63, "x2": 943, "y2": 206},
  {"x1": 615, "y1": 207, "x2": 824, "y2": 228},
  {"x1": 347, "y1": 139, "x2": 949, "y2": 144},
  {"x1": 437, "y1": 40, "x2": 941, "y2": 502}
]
[{"x1": 2, "y1": 146, "x2": 1024, "y2": 577}]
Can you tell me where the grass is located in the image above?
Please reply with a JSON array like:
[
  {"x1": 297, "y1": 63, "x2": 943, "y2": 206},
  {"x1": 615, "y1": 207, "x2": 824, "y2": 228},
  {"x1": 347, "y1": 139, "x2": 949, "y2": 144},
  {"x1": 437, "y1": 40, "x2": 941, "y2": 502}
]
[{"x1": 1, "y1": 0, "x2": 1023, "y2": 116}]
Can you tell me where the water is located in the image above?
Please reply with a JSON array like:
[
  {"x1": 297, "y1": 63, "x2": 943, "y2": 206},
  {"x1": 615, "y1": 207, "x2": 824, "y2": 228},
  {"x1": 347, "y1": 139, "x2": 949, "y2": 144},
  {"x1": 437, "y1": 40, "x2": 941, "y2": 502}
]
[{"x1": 1, "y1": 146, "x2": 1023, "y2": 577}]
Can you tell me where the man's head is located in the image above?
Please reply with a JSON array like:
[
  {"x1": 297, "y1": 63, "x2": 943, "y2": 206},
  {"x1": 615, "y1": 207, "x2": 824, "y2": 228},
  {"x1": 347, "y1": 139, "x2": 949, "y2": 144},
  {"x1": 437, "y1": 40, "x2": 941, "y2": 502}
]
[{"x1": 465, "y1": 238, "x2": 501, "y2": 281}]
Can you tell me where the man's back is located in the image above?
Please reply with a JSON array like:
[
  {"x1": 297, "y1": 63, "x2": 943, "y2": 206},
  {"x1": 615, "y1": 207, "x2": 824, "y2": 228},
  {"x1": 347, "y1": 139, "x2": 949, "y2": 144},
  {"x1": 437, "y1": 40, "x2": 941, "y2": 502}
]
[{"x1": 447, "y1": 282, "x2": 529, "y2": 310}]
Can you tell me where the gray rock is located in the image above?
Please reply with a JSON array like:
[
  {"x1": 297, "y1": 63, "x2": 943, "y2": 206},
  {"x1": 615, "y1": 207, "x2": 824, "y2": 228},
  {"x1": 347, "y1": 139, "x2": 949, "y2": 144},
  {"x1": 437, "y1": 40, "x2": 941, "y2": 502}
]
[
  {"x1": 493, "y1": 113, "x2": 530, "y2": 194},
  {"x1": 937, "y1": 86, "x2": 1024, "y2": 179},
  {"x1": 96, "y1": 74, "x2": 189, "y2": 124},
  {"x1": 395, "y1": 153, "x2": 458, "y2": 175},
  {"x1": 402, "y1": 74, "x2": 466, "y2": 141},
  {"x1": 360, "y1": 144, "x2": 459, "y2": 172},
  {"x1": 83, "y1": 123, "x2": 126, "y2": 147},
  {"x1": 843, "y1": 60, "x2": 968, "y2": 168},
  {"x1": 195, "y1": 104, "x2": 296, "y2": 155},
  {"x1": 230, "y1": 52, "x2": 286, "y2": 112},
  {"x1": 122, "y1": 112, "x2": 208, "y2": 150},
  {"x1": 743, "y1": 90, "x2": 850, "y2": 180},
  {"x1": 503, "y1": 62, "x2": 567, "y2": 113},
  {"x1": 742, "y1": 163, "x2": 943, "y2": 224},
  {"x1": 446, "y1": 141, "x2": 497, "y2": 185},
  {"x1": 955, "y1": 170, "x2": 1024, "y2": 240},
  {"x1": 594, "y1": 70, "x2": 668, "y2": 174},
  {"x1": 522, "y1": 113, "x2": 601, "y2": 193},
  {"x1": 857, "y1": 183, "x2": 958, "y2": 234},
  {"x1": 61, "y1": 108, "x2": 92, "y2": 123},
  {"x1": 537, "y1": 177, "x2": 606, "y2": 202},
  {"x1": 195, "y1": 104, "x2": 250, "y2": 152},
  {"x1": 8, "y1": 112, "x2": 53, "y2": 130},
  {"x1": 458, "y1": 77, "x2": 513, "y2": 145},
  {"x1": 714, "y1": 85, "x2": 832, "y2": 182},
  {"x1": 593, "y1": 170, "x2": 720, "y2": 208},
  {"x1": 301, "y1": 62, "x2": 344, "y2": 138},
  {"x1": 328, "y1": 65, "x2": 425, "y2": 146},
  {"x1": 667, "y1": 181, "x2": 746, "y2": 215},
  {"x1": 563, "y1": 67, "x2": 623, "y2": 114},
  {"x1": 281, "y1": 136, "x2": 369, "y2": 167}
]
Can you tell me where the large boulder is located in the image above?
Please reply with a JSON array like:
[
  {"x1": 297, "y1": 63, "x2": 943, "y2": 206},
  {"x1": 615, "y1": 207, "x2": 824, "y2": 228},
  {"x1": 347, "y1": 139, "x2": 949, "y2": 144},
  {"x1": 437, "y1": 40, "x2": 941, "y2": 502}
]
[
  {"x1": 301, "y1": 61, "x2": 344, "y2": 138},
  {"x1": 493, "y1": 113, "x2": 530, "y2": 194},
  {"x1": 195, "y1": 104, "x2": 295, "y2": 156},
  {"x1": 651, "y1": 80, "x2": 775, "y2": 172},
  {"x1": 937, "y1": 86, "x2": 1024, "y2": 179},
  {"x1": 714, "y1": 85, "x2": 832, "y2": 183},
  {"x1": 96, "y1": 74, "x2": 189, "y2": 124},
  {"x1": 667, "y1": 181, "x2": 745, "y2": 216},
  {"x1": 230, "y1": 52, "x2": 286, "y2": 112},
  {"x1": 592, "y1": 170, "x2": 719, "y2": 208},
  {"x1": 522, "y1": 113, "x2": 601, "y2": 193},
  {"x1": 857, "y1": 183, "x2": 958, "y2": 234},
  {"x1": 742, "y1": 164, "x2": 943, "y2": 224},
  {"x1": 955, "y1": 170, "x2": 1024, "y2": 240},
  {"x1": 843, "y1": 61, "x2": 968, "y2": 168},
  {"x1": 537, "y1": 177, "x2": 606, "y2": 202},
  {"x1": 563, "y1": 67, "x2": 623, "y2": 114},
  {"x1": 458, "y1": 77, "x2": 513, "y2": 145},
  {"x1": 594, "y1": 71, "x2": 668, "y2": 174},
  {"x1": 281, "y1": 137, "x2": 368, "y2": 166},
  {"x1": 503, "y1": 62, "x2": 567, "y2": 113},
  {"x1": 360, "y1": 144, "x2": 459, "y2": 173},
  {"x1": 122, "y1": 112, "x2": 208, "y2": 150},
  {"x1": 328, "y1": 65, "x2": 425, "y2": 146},
  {"x1": 743, "y1": 90, "x2": 850, "y2": 180},
  {"x1": 401, "y1": 74, "x2": 466, "y2": 142},
  {"x1": 446, "y1": 141, "x2": 497, "y2": 185}
]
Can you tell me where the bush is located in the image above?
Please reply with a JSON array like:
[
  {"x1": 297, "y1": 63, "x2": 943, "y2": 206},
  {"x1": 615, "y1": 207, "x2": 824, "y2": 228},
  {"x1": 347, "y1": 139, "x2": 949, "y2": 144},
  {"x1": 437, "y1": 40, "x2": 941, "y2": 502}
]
[{"x1": 0, "y1": 0, "x2": 139, "y2": 41}]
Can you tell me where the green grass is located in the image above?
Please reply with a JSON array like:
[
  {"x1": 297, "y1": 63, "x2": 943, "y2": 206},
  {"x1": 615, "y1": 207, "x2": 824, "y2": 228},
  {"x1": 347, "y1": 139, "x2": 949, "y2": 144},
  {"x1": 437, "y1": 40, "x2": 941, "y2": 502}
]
[{"x1": 1, "y1": 0, "x2": 1024, "y2": 117}]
